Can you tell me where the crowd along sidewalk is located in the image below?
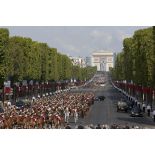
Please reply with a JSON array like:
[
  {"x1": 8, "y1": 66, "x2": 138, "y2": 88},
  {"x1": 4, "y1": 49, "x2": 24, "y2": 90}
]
[{"x1": 111, "y1": 80, "x2": 155, "y2": 122}]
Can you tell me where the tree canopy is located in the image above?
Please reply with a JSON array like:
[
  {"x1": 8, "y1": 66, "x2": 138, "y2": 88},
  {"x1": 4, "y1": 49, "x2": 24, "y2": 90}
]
[
  {"x1": 0, "y1": 28, "x2": 97, "y2": 86},
  {"x1": 111, "y1": 27, "x2": 155, "y2": 88}
]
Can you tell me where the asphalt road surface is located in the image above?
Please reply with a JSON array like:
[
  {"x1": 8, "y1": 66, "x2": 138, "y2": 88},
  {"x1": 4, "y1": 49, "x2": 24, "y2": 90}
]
[{"x1": 71, "y1": 76, "x2": 155, "y2": 129}]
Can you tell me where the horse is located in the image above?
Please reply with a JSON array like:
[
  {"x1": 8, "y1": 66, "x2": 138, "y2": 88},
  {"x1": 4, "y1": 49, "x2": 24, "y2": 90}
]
[
  {"x1": 52, "y1": 114, "x2": 64, "y2": 129},
  {"x1": 16, "y1": 115, "x2": 25, "y2": 128},
  {"x1": 37, "y1": 115, "x2": 45, "y2": 129}
]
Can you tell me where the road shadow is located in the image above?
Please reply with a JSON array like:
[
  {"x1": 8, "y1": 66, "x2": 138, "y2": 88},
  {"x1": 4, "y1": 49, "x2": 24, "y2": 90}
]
[
  {"x1": 106, "y1": 95, "x2": 122, "y2": 101},
  {"x1": 117, "y1": 116, "x2": 155, "y2": 126}
]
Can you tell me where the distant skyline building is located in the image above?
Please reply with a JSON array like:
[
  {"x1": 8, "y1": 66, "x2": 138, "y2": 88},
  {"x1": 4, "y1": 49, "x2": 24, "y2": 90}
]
[
  {"x1": 85, "y1": 57, "x2": 92, "y2": 67},
  {"x1": 92, "y1": 50, "x2": 114, "y2": 71},
  {"x1": 69, "y1": 56, "x2": 86, "y2": 68}
]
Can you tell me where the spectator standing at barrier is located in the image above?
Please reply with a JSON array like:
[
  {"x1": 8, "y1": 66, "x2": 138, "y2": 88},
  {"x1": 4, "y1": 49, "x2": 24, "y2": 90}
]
[
  {"x1": 142, "y1": 103, "x2": 146, "y2": 113},
  {"x1": 152, "y1": 110, "x2": 155, "y2": 122},
  {"x1": 147, "y1": 104, "x2": 151, "y2": 117},
  {"x1": 137, "y1": 102, "x2": 141, "y2": 109}
]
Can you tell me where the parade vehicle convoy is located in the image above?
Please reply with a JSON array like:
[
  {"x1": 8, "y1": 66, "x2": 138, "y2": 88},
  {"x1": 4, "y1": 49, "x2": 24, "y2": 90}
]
[
  {"x1": 117, "y1": 100, "x2": 129, "y2": 112},
  {"x1": 94, "y1": 96, "x2": 105, "y2": 101},
  {"x1": 15, "y1": 100, "x2": 31, "y2": 110},
  {"x1": 130, "y1": 106, "x2": 143, "y2": 117},
  {"x1": 15, "y1": 100, "x2": 25, "y2": 109}
]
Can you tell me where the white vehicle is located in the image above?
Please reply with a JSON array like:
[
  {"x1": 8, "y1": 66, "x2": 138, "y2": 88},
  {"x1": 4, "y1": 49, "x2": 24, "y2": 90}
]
[{"x1": 117, "y1": 101, "x2": 128, "y2": 112}]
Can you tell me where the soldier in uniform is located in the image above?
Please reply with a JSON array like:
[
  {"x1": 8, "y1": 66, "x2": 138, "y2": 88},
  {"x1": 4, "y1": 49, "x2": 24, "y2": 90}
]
[
  {"x1": 64, "y1": 107, "x2": 70, "y2": 123},
  {"x1": 152, "y1": 109, "x2": 155, "y2": 122},
  {"x1": 142, "y1": 102, "x2": 146, "y2": 113}
]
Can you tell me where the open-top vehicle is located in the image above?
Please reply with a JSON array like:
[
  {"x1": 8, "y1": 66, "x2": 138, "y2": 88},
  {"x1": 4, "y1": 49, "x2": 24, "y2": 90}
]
[{"x1": 117, "y1": 101, "x2": 128, "y2": 112}]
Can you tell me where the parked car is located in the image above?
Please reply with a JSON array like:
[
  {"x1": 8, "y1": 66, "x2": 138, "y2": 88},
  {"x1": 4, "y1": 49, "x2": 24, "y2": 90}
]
[
  {"x1": 117, "y1": 101, "x2": 128, "y2": 112},
  {"x1": 130, "y1": 106, "x2": 143, "y2": 117},
  {"x1": 94, "y1": 96, "x2": 105, "y2": 101}
]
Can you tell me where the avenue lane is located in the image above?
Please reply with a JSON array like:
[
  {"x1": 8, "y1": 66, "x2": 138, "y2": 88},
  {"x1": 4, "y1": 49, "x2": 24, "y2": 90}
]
[{"x1": 72, "y1": 74, "x2": 155, "y2": 128}]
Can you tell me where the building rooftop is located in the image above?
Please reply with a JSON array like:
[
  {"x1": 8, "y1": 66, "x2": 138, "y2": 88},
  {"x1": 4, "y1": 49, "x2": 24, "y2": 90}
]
[
  {"x1": 92, "y1": 50, "x2": 113, "y2": 56},
  {"x1": 92, "y1": 53, "x2": 113, "y2": 56}
]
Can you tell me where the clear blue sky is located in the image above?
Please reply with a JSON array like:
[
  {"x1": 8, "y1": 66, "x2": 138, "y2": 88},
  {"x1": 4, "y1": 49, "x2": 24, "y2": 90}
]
[{"x1": 2, "y1": 26, "x2": 149, "y2": 57}]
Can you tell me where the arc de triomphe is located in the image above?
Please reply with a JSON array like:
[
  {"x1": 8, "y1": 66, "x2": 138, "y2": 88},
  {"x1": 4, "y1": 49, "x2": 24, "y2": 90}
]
[{"x1": 92, "y1": 51, "x2": 114, "y2": 72}]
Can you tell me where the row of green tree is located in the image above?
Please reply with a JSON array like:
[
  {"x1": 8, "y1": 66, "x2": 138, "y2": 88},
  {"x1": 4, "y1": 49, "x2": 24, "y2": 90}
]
[
  {"x1": 0, "y1": 28, "x2": 97, "y2": 86},
  {"x1": 111, "y1": 27, "x2": 155, "y2": 88}
]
